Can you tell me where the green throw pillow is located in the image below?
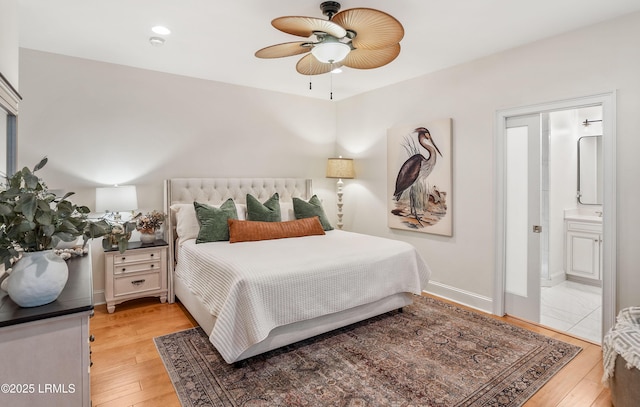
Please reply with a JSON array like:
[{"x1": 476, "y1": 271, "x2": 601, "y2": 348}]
[
  {"x1": 293, "y1": 195, "x2": 334, "y2": 231},
  {"x1": 194, "y1": 199, "x2": 238, "y2": 243},
  {"x1": 246, "y1": 193, "x2": 281, "y2": 222}
]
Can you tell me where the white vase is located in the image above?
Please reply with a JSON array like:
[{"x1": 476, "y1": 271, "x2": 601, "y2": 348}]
[
  {"x1": 6, "y1": 251, "x2": 69, "y2": 307},
  {"x1": 140, "y1": 232, "x2": 156, "y2": 244}
]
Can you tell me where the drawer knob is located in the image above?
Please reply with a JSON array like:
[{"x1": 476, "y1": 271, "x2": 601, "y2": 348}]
[
  {"x1": 121, "y1": 257, "x2": 126, "y2": 261},
  {"x1": 150, "y1": 264, "x2": 154, "y2": 268},
  {"x1": 131, "y1": 279, "x2": 146, "y2": 286},
  {"x1": 150, "y1": 253, "x2": 154, "y2": 257},
  {"x1": 89, "y1": 335, "x2": 95, "y2": 342},
  {"x1": 122, "y1": 268, "x2": 126, "y2": 272}
]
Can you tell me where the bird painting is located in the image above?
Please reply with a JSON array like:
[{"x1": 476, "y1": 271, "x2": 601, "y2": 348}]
[{"x1": 392, "y1": 127, "x2": 442, "y2": 226}]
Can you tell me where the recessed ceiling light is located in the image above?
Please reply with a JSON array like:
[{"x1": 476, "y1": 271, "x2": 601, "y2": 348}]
[
  {"x1": 149, "y1": 37, "x2": 165, "y2": 46},
  {"x1": 151, "y1": 25, "x2": 171, "y2": 35}
]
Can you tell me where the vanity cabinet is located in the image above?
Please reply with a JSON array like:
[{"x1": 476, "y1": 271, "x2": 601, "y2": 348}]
[{"x1": 565, "y1": 220, "x2": 602, "y2": 283}]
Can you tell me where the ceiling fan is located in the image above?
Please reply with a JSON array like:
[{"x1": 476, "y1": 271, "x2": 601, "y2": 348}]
[{"x1": 255, "y1": 1, "x2": 404, "y2": 76}]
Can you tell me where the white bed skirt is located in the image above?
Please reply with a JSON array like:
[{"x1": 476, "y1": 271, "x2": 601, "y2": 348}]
[{"x1": 174, "y1": 272, "x2": 415, "y2": 362}]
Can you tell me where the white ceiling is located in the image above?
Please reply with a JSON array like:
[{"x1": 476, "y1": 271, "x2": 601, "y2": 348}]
[{"x1": 17, "y1": 0, "x2": 640, "y2": 101}]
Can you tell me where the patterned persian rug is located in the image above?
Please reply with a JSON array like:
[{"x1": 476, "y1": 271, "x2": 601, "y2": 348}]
[{"x1": 154, "y1": 295, "x2": 581, "y2": 406}]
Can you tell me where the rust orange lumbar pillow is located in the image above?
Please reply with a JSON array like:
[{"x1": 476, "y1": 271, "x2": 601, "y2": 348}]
[{"x1": 228, "y1": 217, "x2": 326, "y2": 243}]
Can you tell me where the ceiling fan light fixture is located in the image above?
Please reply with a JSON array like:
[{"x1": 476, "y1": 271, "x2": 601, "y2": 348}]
[
  {"x1": 149, "y1": 36, "x2": 165, "y2": 46},
  {"x1": 311, "y1": 41, "x2": 350, "y2": 63},
  {"x1": 256, "y1": 2, "x2": 404, "y2": 77}
]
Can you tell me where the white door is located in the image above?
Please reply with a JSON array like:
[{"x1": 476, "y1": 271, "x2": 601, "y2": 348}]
[{"x1": 504, "y1": 114, "x2": 541, "y2": 323}]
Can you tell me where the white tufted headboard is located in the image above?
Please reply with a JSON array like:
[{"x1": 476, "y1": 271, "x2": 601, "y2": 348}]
[
  {"x1": 165, "y1": 178, "x2": 312, "y2": 206},
  {"x1": 163, "y1": 178, "x2": 312, "y2": 301}
]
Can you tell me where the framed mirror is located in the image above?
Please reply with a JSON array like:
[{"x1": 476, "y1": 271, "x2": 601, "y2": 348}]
[
  {"x1": 0, "y1": 72, "x2": 19, "y2": 177},
  {"x1": 577, "y1": 135, "x2": 603, "y2": 205}
]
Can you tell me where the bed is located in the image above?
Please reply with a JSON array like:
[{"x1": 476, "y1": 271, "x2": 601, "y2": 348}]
[{"x1": 164, "y1": 178, "x2": 431, "y2": 363}]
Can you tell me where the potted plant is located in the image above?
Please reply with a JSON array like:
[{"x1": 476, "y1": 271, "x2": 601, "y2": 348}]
[
  {"x1": 136, "y1": 210, "x2": 165, "y2": 244},
  {"x1": 102, "y1": 217, "x2": 138, "y2": 253},
  {"x1": 0, "y1": 157, "x2": 109, "y2": 307}
]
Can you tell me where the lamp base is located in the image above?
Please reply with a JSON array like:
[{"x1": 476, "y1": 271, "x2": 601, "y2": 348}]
[{"x1": 336, "y1": 178, "x2": 344, "y2": 230}]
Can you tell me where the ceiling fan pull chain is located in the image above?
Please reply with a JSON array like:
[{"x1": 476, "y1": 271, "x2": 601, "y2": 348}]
[
  {"x1": 309, "y1": 58, "x2": 313, "y2": 91},
  {"x1": 330, "y1": 65, "x2": 334, "y2": 100}
]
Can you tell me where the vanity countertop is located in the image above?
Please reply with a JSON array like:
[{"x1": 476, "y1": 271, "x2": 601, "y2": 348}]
[{"x1": 564, "y1": 208, "x2": 603, "y2": 223}]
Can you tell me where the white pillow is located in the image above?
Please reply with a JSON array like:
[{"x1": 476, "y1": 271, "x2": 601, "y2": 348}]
[
  {"x1": 236, "y1": 204, "x2": 247, "y2": 220},
  {"x1": 171, "y1": 202, "x2": 246, "y2": 246},
  {"x1": 280, "y1": 202, "x2": 295, "y2": 221}
]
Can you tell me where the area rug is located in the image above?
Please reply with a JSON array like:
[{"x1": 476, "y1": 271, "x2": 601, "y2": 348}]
[{"x1": 154, "y1": 295, "x2": 581, "y2": 406}]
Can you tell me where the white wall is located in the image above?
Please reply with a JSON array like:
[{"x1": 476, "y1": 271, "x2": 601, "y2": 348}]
[
  {"x1": 18, "y1": 49, "x2": 338, "y2": 300},
  {"x1": 0, "y1": 0, "x2": 19, "y2": 87},
  {"x1": 336, "y1": 12, "x2": 640, "y2": 312},
  {"x1": 17, "y1": 12, "x2": 640, "y2": 313}
]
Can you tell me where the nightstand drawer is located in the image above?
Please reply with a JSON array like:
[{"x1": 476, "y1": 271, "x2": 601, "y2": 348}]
[
  {"x1": 114, "y1": 261, "x2": 161, "y2": 275},
  {"x1": 114, "y1": 272, "x2": 161, "y2": 296},
  {"x1": 113, "y1": 251, "x2": 161, "y2": 265}
]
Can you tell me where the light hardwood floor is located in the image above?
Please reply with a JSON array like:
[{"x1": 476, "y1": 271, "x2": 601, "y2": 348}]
[{"x1": 89, "y1": 296, "x2": 612, "y2": 407}]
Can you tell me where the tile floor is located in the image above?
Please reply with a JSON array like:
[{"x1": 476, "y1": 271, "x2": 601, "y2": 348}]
[{"x1": 540, "y1": 280, "x2": 602, "y2": 344}]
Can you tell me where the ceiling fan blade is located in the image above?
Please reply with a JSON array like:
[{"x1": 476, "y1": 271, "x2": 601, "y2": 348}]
[
  {"x1": 272, "y1": 16, "x2": 347, "y2": 38},
  {"x1": 296, "y1": 54, "x2": 342, "y2": 75},
  {"x1": 332, "y1": 8, "x2": 404, "y2": 50},
  {"x1": 342, "y1": 44, "x2": 401, "y2": 69},
  {"x1": 255, "y1": 42, "x2": 311, "y2": 59}
]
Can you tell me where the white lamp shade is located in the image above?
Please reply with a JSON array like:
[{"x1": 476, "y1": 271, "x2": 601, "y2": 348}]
[
  {"x1": 311, "y1": 41, "x2": 351, "y2": 63},
  {"x1": 326, "y1": 158, "x2": 355, "y2": 179},
  {"x1": 95, "y1": 185, "x2": 138, "y2": 213}
]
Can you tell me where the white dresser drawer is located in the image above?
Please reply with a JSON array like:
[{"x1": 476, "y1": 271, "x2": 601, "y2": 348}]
[
  {"x1": 114, "y1": 271, "x2": 161, "y2": 297},
  {"x1": 114, "y1": 260, "x2": 161, "y2": 275}
]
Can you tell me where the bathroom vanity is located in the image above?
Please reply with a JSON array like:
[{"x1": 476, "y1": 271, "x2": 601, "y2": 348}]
[
  {"x1": 564, "y1": 209, "x2": 603, "y2": 285},
  {"x1": 564, "y1": 133, "x2": 603, "y2": 286}
]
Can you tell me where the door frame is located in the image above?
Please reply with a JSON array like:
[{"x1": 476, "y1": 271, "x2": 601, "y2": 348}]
[{"x1": 493, "y1": 91, "x2": 617, "y2": 337}]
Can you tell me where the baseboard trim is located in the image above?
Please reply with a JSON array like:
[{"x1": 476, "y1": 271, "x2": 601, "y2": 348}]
[
  {"x1": 566, "y1": 274, "x2": 602, "y2": 288},
  {"x1": 93, "y1": 289, "x2": 106, "y2": 306},
  {"x1": 541, "y1": 270, "x2": 566, "y2": 287},
  {"x1": 424, "y1": 281, "x2": 493, "y2": 314}
]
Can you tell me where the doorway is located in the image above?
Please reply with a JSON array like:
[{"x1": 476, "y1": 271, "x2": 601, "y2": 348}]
[
  {"x1": 494, "y1": 92, "x2": 617, "y2": 343},
  {"x1": 541, "y1": 106, "x2": 603, "y2": 343}
]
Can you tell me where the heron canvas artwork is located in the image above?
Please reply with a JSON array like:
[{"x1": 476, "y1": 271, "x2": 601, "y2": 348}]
[{"x1": 387, "y1": 119, "x2": 452, "y2": 236}]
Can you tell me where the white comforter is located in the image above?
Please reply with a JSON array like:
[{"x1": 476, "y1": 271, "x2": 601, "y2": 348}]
[{"x1": 175, "y1": 230, "x2": 431, "y2": 363}]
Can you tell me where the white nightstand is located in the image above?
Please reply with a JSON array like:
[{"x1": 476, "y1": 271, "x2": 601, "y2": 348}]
[{"x1": 104, "y1": 239, "x2": 168, "y2": 313}]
